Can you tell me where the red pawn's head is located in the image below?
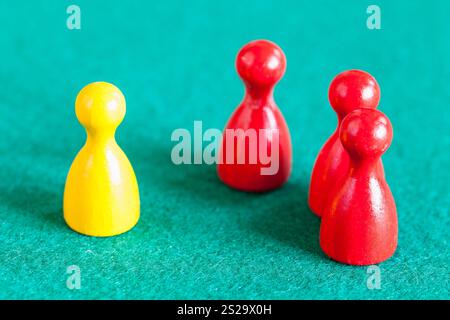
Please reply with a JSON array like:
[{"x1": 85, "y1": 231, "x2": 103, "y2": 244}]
[
  {"x1": 340, "y1": 108, "x2": 393, "y2": 159},
  {"x1": 236, "y1": 40, "x2": 286, "y2": 89},
  {"x1": 329, "y1": 70, "x2": 380, "y2": 118}
]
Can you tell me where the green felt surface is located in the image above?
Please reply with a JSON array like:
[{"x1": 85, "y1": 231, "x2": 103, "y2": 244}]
[{"x1": 0, "y1": 0, "x2": 449, "y2": 300}]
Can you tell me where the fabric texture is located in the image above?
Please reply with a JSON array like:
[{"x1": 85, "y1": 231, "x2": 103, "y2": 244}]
[{"x1": 0, "y1": 0, "x2": 448, "y2": 299}]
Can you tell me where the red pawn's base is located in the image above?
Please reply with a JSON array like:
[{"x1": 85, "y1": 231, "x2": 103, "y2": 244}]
[{"x1": 319, "y1": 241, "x2": 397, "y2": 266}]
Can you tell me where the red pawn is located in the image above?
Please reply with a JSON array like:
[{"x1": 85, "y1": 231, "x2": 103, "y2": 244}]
[
  {"x1": 217, "y1": 40, "x2": 292, "y2": 192},
  {"x1": 320, "y1": 109, "x2": 397, "y2": 265},
  {"x1": 308, "y1": 70, "x2": 380, "y2": 217}
]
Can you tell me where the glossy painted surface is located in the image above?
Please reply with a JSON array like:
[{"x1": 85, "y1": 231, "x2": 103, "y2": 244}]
[
  {"x1": 217, "y1": 40, "x2": 292, "y2": 192},
  {"x1": 64, "y1": 82, "x2": 140, "y2": 237},
  {"x1": 308, "y1": 70, "x2": 380, "y2": 216},
  {"x1": 320, "y1": 109, "x2": 397, "y2": 265}
]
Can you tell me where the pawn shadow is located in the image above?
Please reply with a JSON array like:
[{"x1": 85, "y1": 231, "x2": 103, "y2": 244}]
[
  {"x1": 244, "y1": 180, "x2": 322, "y2": 257},
  {"x1": 0, "y1": 182, "x2": 65, "y2": 230},
  {"x1": 132, "y1": 143, "x2": 258, "y2": 209},
  {"x1": 132, "y1": 142, "x2": 322, "y2": 257},
  {"x1": 0, "y1": 141, "x2": 74, "y2": 232}
]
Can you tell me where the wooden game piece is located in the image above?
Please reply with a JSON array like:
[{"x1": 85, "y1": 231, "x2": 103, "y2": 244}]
[
  {"x1": 217, "y1": 40, "x2": 292, "y2": 192},
  {"x1": 308, "y1": 70, "x2": 381, "y2": 217},
  {"x1": 63, "y1": 82, "x2": 140, "y2": 237},
  {"x1": 320, "y1": 108, "x2": 397, "y2": 265}
]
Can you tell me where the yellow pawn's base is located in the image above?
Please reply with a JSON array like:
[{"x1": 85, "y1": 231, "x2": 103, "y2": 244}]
[
  {"x1": 63, "y1": 141, "x2": 141, "y2": 238},
  {"x1": 64, "y1": 214, "x2": 139, "y2": 237}
]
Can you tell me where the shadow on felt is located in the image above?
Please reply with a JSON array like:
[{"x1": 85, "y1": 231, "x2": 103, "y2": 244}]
[
  {"x1": 132, "y1": 143, "x2": 259, "y2": 208},
  {"x1": 0, "y1": 182, "x2": 65, "y2": 229},
  {"x1": 243, "y1": 180, "x2": 322, "y2": 257},
  {"x1": 132, "y1": 143, "x2": 322, "y2": 257}
]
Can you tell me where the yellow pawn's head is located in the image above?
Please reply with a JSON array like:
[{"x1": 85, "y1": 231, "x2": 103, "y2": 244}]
[{"x1": 75, "y1": 82, "x2": 126, "y2": 131}]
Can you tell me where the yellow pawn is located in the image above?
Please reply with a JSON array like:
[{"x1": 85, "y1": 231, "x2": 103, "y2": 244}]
[{"x1": 64, "y1": 82, "x2": 140, "y2": 237}]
